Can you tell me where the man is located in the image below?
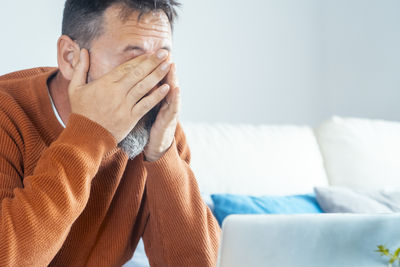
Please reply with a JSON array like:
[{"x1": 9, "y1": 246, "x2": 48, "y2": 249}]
[{"x1": 0, "y1": 0, "x2": 220, "y2": 266}]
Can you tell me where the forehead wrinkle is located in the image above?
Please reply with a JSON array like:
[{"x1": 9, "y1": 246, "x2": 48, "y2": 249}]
[
  {"x1": 125, "y1": 32, "x2": 170, "y2": 40},
  {"x1": 138, "y1": 23, "x2": 171, "y2": 33},
  {"x1": 105, "y1": 17, "x2": 171, "y2": 42},
  {"x1": 116, "y1": 23, "x2": 171, "y2": 40},
  {"x1": 117, "y1": 18, "x2": 171, "y2": 39},
  {"x1": 122, "y1": 22, "x2": 170, "y2": 34},
  {"x1": 104, "y1": 6, "x2": 171, "y2": 34},
  {"x1": 119, "y1": 31, "x2": 171, "y2": 51},
  {"x1": 99, "y1": 6, "x2": 171, "y2": 53},
  {"x1": 123, "y1": 17, "x2": 171, "y2": 33}
]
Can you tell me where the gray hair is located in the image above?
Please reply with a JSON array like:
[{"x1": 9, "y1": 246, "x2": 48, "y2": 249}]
[{"x1": 62, "y1": 0, "x2": 181, "y2": 48}]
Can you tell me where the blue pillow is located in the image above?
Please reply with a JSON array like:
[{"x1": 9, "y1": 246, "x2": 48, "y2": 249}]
[{"x1": 211, "y1": 193, "x2": 323, "y2": 225}]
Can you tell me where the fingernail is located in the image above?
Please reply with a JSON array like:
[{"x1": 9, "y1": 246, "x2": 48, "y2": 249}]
[
  {"x1": 160, "y1": 84, "x2": 170, "y2": 93},
  {"x1": 161, "y1": 62, "x2": 170, "y2": 71},
  {"x1": 157, "y1": 49, "x2": 168, "y2": 59}
]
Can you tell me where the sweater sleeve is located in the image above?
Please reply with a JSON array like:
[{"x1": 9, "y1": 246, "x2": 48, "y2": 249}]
[
  {"x1": 142, "y1": 123, "x2": 221, "y2": 267},
  {"x1": 0, "y1": 112, "x2": 116, "y2": 266}
]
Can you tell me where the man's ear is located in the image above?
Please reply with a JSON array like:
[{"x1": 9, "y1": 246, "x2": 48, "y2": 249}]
[{"x1": 57, "y1": 35, "x2": 81, "y2": 81}]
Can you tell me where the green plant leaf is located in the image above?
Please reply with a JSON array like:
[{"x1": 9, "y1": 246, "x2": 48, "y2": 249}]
[
  {"x1": 393, "y1": 248, "x2": 400, "y2": 258},
  {"x1": 376, "y1": 245, "x2": 391, "y2": 256}
]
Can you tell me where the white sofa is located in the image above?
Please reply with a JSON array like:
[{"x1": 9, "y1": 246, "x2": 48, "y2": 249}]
[
  {"x1": 126, "y1": 116, "x2": 400, "y2": 266},
  {"x1": 183, "y1": 116, "x2": 400, "y2": 196}
]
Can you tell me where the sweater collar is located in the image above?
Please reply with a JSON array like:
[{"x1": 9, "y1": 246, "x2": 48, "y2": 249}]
[{"x1": 32, "y1": 68, "x2": 65, "y2": 144}]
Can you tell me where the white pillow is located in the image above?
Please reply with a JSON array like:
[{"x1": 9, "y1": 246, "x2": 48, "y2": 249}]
[
  {"x1": 182, "y1": 122, "x2": 329, "y2": 196},
  {"x1": 316, "y1": 116, "x2": 400, "y2": 190}
]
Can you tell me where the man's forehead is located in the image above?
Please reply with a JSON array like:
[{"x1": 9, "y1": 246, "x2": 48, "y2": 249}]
[{"x1": 103, "y1": 5, "x2": 172, "y2": 39}]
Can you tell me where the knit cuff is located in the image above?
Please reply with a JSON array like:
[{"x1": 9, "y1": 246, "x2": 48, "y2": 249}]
[
  {"x1": 54, "y1": 113, "x2": 117, "y2": 156},
  {"x1": 143, "y1": 139, "x2": 182, "y2": 178}
]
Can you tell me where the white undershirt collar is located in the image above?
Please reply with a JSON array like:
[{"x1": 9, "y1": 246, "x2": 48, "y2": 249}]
[{"x1": 48, "y1": 89, "x2": 66, "y2": 128}]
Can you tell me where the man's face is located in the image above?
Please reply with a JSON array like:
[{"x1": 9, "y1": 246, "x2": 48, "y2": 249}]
[
  {"x1": 86, "y1": 5, "x2": 173, "y2": 159},
  {"x1": 87, "y1": 5, "x2": 173, "y2": 82}
]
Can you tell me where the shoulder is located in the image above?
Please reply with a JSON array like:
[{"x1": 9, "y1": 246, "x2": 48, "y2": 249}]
[
  {"x1": 0, "y1": 76, "x2": 40, "y2": 150},
  {"x1": 0, "y1": 67, "x2": 57, "y2": 104},
  {"x1": 0, "y1": 90, "x2": 24, "y2": 119},
  {"x1": 0, "y1": 67, "x2": 56, "y2": 83},
  {"x1": 0, "y1": 67, "x2": 58, "y2": 127}
]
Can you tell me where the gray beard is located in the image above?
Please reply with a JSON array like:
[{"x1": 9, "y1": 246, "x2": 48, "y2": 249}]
[{"x1": 118, "y1": 104, "x2": 161, "y2": 159}]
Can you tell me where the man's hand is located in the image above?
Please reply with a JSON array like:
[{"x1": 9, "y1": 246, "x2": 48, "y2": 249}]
[
  {"x1": 68, "y1": 48, "x2": 171, "y2": 143},
  {"x1": 144, "y1": 63, "x2": 181, "y2": 162}
]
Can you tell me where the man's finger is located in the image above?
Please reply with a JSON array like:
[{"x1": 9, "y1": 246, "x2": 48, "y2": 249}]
[
  {"x1": 127, "y1": 61, "x2": 171, "y2": 104},
  {"x1": 172, "y1": 86, "x2": 181, "y2": 114},
  {"x1": 165, "y1": 64, "x2": 179, "y2": 105},
  {"x1": 106, "y1": 53, "x2": 149, "y2": 83},
  {"x1": 70, "y1": 49, "x2": 89, "y2": 89},
  {"x1": 114, "y1": 49, "x2": 170, "y2": 90},
  {"x1": 132, "y1": 84, "x2": 170, "y2": 119},
  {"x1": 165, "y1": 86, "x2": 181, "y2": 116},
  {"x1": 166, "y1": 63, "x2": 178, "y2": 89}
]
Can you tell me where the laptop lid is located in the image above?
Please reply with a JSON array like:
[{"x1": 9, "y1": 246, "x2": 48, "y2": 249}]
[{"x1": 217, "y1": 214, "x2": 400, "y2": 267}]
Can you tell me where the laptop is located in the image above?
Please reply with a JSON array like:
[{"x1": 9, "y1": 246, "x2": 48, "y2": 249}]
[{"x1": 217, "y1": 214, "x2": 400, "y2": 267}]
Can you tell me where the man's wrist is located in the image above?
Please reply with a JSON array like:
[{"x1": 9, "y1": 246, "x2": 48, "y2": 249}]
[
  {"x1": 143, "y1": 139, "x2": 175, "y2": 163},
  {"x1": 143, "y1": 152, "x2": 161, "y2": 162},
  {"x1": 143, "y1": 139, "x2": 183, "y2": 184},
  {"x1": 144, "y1": 147, "x2": 169, "y2": 162},
  {"x1": 144, "y1": 140, "x2": 174, "y2": 162}
]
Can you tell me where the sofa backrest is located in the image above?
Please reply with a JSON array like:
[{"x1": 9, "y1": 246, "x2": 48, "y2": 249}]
[
  {"x1": 316, "y1": 116, "x2": 400, "y2": 190},
  {"x1": 182, "y1": 122, "x2": 329, "y2": 196}
]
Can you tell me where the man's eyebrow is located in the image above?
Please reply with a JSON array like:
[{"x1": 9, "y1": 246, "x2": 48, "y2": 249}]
[{"x1": 123, "y1": 45, "x2": 171, "y2": 52}]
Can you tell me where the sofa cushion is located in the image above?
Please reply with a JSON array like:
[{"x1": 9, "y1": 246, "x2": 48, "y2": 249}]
[
  {"x1": 182, "y1": 122, "x2": 329, "y2": 195},
  {"x1": 316, "y1": 116, "x2": 400, "y2": 190},
  {"x1": 211, "y1": 193, "x2": 323, "y2": 225},
  {"x1": 315, "y1": 187, "x2": 400, "y2": 213}
]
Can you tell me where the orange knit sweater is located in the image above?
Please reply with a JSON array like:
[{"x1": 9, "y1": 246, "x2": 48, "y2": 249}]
[{"x1": 0, "y1": 68, "x2": 220, "y2": 267}]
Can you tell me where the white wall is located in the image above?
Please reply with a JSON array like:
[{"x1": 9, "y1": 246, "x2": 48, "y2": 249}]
[
  {"x1": 320, "y1": 0, "x2": 400, "y2": 123},
  {"x1": 0, "y1": 0, "x2": 399, "y2": 125},
  {"x1": 174, "y1": 0, "x2": 324, "y2": 125},
  {"x1": 0, "y1": 1, "x2": 64, "y2": 72}
]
